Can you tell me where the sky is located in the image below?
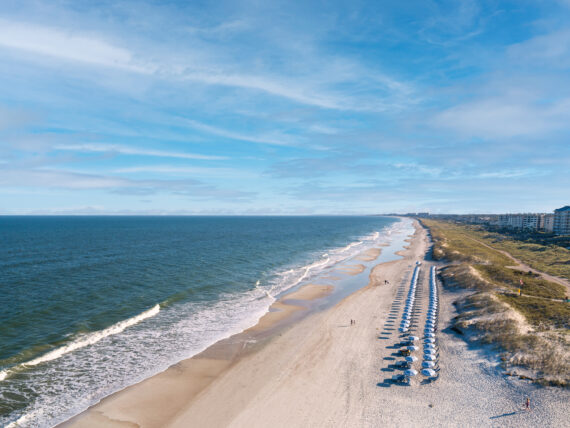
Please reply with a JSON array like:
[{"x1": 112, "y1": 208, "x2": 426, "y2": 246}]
[{"x1": 0, "y1": 0, "x2": 569, "y2": 215}]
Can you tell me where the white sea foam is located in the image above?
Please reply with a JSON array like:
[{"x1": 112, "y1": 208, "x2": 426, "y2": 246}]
[
  {"x1": 335, "y1": 240, "x2": 363, "y2": 254},
  {"x1": 0, "y1": 304, "x2": 160, "y2": 382}
]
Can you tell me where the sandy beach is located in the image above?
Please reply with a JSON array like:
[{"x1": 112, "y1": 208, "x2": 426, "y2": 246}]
[{"x1": 63, "y1": 221, "x2": 568, "y2": 428}]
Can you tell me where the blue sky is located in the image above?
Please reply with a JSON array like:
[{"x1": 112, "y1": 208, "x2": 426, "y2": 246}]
[{"x1": 1, "y1": 0, "x2": 569, "y2": 214}]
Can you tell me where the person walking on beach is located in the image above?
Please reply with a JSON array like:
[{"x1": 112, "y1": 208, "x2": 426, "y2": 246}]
[{"x1": 525, "y1": 396, "x2": 530, "y2": 411}]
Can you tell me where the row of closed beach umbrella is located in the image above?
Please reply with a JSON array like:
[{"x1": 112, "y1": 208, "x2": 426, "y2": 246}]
[
  {"x1": 394, "y1": 263, "x2": 421, "y2": 381},
  {"x1": 398, "y1": 264, "x2": 419, "y2": 334},
  {"x1": 421, "y1": 266, "x2": 439, "y2": 378}
]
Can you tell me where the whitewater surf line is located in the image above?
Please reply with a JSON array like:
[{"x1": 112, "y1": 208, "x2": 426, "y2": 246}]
[{"x1": 0, "y1": 304, "x2": 160, "y2": 381}]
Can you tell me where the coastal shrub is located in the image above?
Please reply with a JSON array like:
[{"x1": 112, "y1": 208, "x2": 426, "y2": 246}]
[
  {"x1": 498, "y1": 295, "x2": 570, "y2": 329},
  {"x1": 477, "y1": 265, "x2": 566, "y2": 299},
  {"x1": 440, "y1": 264, "x2": 491, "y2": 291},
  {"x1": 422, "y1": 219, "x2": 570, "y2": 386}
]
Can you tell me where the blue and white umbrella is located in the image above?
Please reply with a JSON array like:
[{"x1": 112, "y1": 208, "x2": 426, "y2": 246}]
[{"x1": 404, "y1": 369, "x2": 418, "y2": 377}]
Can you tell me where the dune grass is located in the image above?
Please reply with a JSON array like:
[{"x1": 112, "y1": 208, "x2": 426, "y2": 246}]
[
  {"x1": 424, "y1": 219, "x2": 566, "y2": 300},
  {"x1": 422, "y1": 219, "x2": 570, "y2": 385},
  {"x1": 498, "y1": 294, "x2": 570, "y2": 329},
  {"x1": 440, "y1": 223, "x2": 570, "y2": 280}
]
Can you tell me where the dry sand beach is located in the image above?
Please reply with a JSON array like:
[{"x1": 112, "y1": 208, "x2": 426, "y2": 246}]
[{"x1": 64, "y1": 221, "x2": 568, "y2": 428}]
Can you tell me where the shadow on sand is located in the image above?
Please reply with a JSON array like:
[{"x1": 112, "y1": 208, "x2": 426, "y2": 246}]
[{"x1": 489, "y1": 411, "x2": 519, "y2": 419}]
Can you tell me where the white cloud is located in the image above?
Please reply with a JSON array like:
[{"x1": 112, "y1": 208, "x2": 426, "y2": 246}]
[
  {"x1": 0, "y1": 20, "x2": 151, "y2": 72},
  {"x1": 114, "y1": 165, "x2": 258, "y2": 178},
  {"x1": 507, "y1": 29, "x2": 570, "y2": 67},
  {"x1": 0, "y1": 20, "x2": 413, "y2": 112},
  {"x1": 55, "y1": 144, "x2": 227, "y2": 160},
  {"x1": 183, "y1": 119, "x2": 298, "y2": 146},
  {"x1": 433, "y1": 97, "x2": 570, "y2": 138},
  {"x1": 0, "y1": 168, "x2": 127, "y2": 189}
]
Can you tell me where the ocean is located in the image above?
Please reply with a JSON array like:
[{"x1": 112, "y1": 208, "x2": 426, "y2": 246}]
[{"x1": 0, "y1": 215, "x2": 411, "y2": 427}]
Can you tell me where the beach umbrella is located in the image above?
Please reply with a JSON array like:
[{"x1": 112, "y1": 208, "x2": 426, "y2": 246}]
[
  {"x1": 424, "y1": 328, "x2": 434, "y2": 333},
  {"x1": 424, "y1": 338, "x2": 435, "y2": 343},
  {"x1": 404, "y1": 369, "x2": 418, "y2": 376},
  {"x1": 421, "y1": 368, "x2": 436, "y2": 377},
  {"x1": 425, "y1": 332, "x2": 435, "y2": 338},
  {"x1": 407, "y1": 345, "x2": 419, "y2": 351},
  {"x1": 424, "y1": 349, "x2": 436, "y2": 356},
  {"x1": 408, "y1": 336, "x2": 419, "y2": 341},
  {"x1": 399, "y1": 327, "x2": 408, "y2": 333},
  {"x1": 425, "y1": 344, "x2": 436, "y2": 350},
  {"x1": 422, "y1": 361, "x2": 435, "y2": 368},
  {"x1": 424, "y1": 354, "x2": 436, "y2": 361},
  {"x1": 405, "y1": 356, "x2": 418, "y2": 363}
]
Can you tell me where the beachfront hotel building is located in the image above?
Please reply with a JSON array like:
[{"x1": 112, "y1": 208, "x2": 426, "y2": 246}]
[
  {"x1": 541, "y1": 214, "x2": 555, "y2": 233},
  {"x1": 498, "y1": 214, "x2": 540, "y2": 230},
  {"x1": 553, "y1": 206, "x2": 570, "y2": 235}
]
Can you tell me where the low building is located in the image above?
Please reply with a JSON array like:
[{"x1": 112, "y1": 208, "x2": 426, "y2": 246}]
[{"x1": 553, "y1": 206, "x2": 570, "y2": 235}]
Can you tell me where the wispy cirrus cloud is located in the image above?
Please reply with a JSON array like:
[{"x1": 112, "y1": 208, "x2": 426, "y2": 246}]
[
  {"x1": 54, "y1": 144, "x2": 227, "y2": 160},
  {"x1": 0, "y1": 18, "x2": 414, "y2": 112},
  {"x1": 0, "y1": 19, "x2": 150, "y2": 72},
  {"x1": 183, "y1": 119, "x2": 299, "y2": 147},
  {"x1": 114, "y1": 165, "x2": 259, "y2": 179},
  {"x1": 433, "y1": 96, "x2": 570, "y2": 138},
  {"x1": 0, "y1": 167, "x2": 255, "y2": 201}
]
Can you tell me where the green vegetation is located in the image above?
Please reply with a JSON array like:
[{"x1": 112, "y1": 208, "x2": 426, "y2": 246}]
[
  {"x1": 427, "y1": 219, "x2": 570, "y2": 280},
  {"x1": 498, "y1": 294, "x2": 570, "y2": 329},
  {"x1": 481, "y1": 236, "x2": 570, "y2": 280},
  {"x1": 424, "y1": 219, "x2": 566, "y2": 300},
  {"x1": 422, "y1": 219, "x2": 570, "y2": 386}
]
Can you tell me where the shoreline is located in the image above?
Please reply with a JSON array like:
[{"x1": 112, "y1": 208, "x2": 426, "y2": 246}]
[
  {"x1": 62, "y1": 220, "x2": 413, "y2": 428},
  {"x1": 63, "y1": 219, "x2": 568, "y2": 427}
]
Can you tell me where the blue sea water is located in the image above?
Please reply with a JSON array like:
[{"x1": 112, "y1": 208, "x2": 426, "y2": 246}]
[{"x1": 0, "y1": 215, "x2": 409, "y2": 427}]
